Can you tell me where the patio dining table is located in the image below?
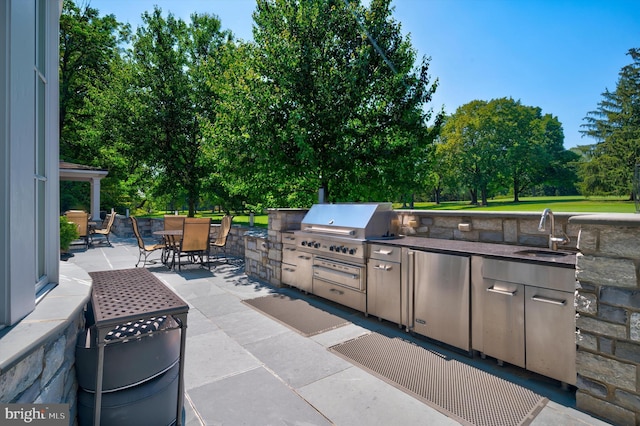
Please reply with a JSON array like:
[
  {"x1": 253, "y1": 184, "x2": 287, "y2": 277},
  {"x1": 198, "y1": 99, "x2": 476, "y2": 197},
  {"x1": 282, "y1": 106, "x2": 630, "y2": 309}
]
[
  {"x1": 153, "y1": 230, "x2": 183, "y2": 269},
  {"x1": 153, "y1": 225, "x2": 221, "y2": 269}
]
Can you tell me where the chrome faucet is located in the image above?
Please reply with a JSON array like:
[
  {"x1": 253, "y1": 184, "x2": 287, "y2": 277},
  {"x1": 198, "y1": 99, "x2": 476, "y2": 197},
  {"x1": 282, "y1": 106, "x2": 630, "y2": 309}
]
[{"x1": 538, "y1": 208, "x2": 570, "y2": 250}]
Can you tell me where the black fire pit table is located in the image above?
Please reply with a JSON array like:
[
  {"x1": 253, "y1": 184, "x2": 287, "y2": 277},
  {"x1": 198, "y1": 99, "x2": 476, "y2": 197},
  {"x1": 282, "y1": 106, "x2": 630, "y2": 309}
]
[{"x1": 87, "y1": 268, "x2": 189, "y2": 426}]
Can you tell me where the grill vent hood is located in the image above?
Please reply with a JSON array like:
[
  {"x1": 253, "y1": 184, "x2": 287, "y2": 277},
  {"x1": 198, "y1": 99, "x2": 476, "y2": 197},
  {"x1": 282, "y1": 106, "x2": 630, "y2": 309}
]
[{"x1": 301, "y1": 203, "x2": 399, "y2": 240}]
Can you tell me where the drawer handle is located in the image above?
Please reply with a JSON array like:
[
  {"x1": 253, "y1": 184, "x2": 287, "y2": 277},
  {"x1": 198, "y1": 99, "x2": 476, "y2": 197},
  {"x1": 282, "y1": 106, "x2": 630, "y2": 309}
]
[
  {"x1": 374, "y1": 249, "x2": 393, "y2": 256},
  {"x1": 329, "y1": 288, "x2": 344, "y2": 295},
  {"x1": 297, "y1": 255, "x2": 311, "y2": 260},
  {"x1": 531, "y1": 295, "x2": 566, "y2": 306},
  {"x1": 486, "y1": 286, "x2": 517, "y2": 296},
  {"x1": 373, "y1": 264, "x2": 392, "y2": 271}
]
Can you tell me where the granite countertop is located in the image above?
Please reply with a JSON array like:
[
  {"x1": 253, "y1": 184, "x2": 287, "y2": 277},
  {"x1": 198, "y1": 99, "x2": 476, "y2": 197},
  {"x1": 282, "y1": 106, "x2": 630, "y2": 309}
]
[{"x1": 368, "y1": 236, "x2": 577, "y2": 268}]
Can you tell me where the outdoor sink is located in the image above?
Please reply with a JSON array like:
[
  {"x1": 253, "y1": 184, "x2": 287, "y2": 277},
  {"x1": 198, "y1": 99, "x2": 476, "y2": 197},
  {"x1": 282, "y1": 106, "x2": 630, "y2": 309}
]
[{"x1": 514, "y1": 249, "x2": 569, "y2": 258}]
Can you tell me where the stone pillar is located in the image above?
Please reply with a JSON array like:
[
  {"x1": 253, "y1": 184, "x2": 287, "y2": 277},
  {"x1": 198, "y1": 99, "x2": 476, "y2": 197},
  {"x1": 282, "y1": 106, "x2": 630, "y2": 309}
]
[{"x1": 571, "y1": 214, "x2": 640, "y2": 425}]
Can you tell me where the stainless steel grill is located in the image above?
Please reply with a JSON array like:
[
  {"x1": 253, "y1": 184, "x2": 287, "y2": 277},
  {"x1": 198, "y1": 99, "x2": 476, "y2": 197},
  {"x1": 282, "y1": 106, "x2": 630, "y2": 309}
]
[
  {"x1": 283, "y1": 203, "x2": 400, "y2": 312},
  {"x1": 294, "y1": 202, "x2": 400, "y2": 264}
]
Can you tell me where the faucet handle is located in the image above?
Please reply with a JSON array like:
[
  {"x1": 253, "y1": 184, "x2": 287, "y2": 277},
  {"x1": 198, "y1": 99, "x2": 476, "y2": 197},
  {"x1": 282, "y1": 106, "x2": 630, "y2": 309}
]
[{"x1": 550, "y1": 231, "x2": 570, "y2": 246}]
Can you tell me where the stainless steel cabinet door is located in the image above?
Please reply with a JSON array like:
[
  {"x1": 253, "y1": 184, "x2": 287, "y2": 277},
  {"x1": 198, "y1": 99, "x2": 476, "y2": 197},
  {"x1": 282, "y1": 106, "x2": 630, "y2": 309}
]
[
  {"x1": 412, "y1": 251, "x2": 470, "y2": 351},
  {"x1": 480, "y1": 280, "x2": 525, "y2": 368},
  {"x1": 525, "y1": 286, "x2": 576, "y2": 385},
  {"x1": 367, "y1": 260, "x2": 401, "y2": 325}
]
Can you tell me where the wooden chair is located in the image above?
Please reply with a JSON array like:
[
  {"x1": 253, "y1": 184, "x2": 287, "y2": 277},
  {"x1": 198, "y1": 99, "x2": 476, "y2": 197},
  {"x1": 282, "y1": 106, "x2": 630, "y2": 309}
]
[
  {"x1": 65, "y1": 210, "x2": 90, "y2": 249},
  {"x1": 90, "y1": 212, "x2": 116, "y2": 246},
  {"x1": 176, "y1": 217, "x2": 211, "y2": 270},
  {"x1": 210, "y1": 215, "x2": 233, "y2": 263},
  {"x1": 131, "y1": 216, "x2": 164, "y2": 267}
]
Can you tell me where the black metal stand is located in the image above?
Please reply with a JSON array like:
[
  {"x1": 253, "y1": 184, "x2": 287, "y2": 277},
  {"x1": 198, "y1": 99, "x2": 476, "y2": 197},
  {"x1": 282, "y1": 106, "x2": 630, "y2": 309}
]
[{"x1": 88, "y1": 268, "x2": 188, "y2": 426}]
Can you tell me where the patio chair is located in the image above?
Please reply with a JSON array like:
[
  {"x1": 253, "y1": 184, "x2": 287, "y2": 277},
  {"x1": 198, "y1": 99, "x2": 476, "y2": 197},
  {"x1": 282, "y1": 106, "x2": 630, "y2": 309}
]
[
  {"x1": 131, "y1": 216, "x2": 164, "y2": 267},
  {"x1": 210, "y1": 215, "x2": 233, "y2": 263},
  {"x1": 162, "y1": 215, "x2": 186, "y2": 264},
  {"x1": 176, "y1": 217, "x2": 211, "y2": 271},
  {"x1": 65, "y1": 210, "x2": 90, "y2": 249},
  {"x1": 90, "y1": 211, "x2": 116, "y2": 246}
]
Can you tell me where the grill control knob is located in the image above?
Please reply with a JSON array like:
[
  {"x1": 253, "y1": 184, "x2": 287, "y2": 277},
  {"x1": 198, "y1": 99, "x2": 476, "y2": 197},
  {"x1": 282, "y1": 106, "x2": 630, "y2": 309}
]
[
  {"x1": 349, "y1": 248, "x2": 356, "y2": 255},
  {"x1": 341, "y1": 246, "x2": 348, "y2": 253},
  {"x1": 314, "y1": 242, "x2": 321, "y2": 249},
  {"x1": 329, "y1": 245, "x2": 335, "y2": 251}
]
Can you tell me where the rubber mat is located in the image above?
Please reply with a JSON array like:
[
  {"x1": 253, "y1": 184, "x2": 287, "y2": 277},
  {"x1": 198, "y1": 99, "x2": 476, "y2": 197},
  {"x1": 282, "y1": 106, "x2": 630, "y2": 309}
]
[
  {"x1": 330, "y1": 333, "x2": 547, "y2": 426},
  {"x1": 243, "y1": 294, "x2": 351, "y2": 337}
]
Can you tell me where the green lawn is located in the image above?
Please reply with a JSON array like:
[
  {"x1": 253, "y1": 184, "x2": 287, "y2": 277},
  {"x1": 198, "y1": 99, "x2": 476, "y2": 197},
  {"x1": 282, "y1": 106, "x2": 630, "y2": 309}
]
[
  {"x1": 395, "y1": 196, "x2": 637, "y2": 213},
  {"x1": 136, "y1": 196, "x2": 636, "y2": 227}
]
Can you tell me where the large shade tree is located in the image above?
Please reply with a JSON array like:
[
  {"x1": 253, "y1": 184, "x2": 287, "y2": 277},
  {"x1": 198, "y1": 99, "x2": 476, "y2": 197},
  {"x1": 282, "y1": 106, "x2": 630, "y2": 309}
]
[
  {"x1": 580, "y1": 48, "x2": 640, "y2": 199},
  {"x1": 222, "y1": 0, "x2": 441, "y2": 205},
  {"x1": 59, "y1": 1, "x2": 131, "y2": 211},
  {"x1": 130, "y1": 8, "x2": 232, "y2": 216},
  {"x1": 439, "y1": 98, "x2": 568, "y2": 204}
]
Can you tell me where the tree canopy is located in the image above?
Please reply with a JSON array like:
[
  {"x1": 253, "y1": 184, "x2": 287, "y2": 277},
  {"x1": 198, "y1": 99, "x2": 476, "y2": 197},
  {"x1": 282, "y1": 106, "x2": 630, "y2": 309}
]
[
  {"x1": 580, "y1": 48, "x2": 640, "y2": 199},
  {"x1": 231, "y1": 0, "x2": 442, "y2": 205},
  {"x1": 438, "y1": 98, "x2": 573, "y2": 205},
  {"x1": 59, "y1": 0, "x2": 589, "y2": 214}
]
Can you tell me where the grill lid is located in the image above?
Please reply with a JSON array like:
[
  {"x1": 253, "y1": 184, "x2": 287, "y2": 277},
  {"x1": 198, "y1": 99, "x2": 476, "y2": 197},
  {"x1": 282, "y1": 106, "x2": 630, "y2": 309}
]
[{"x1": 301, "y1": 203, "x2": 399, "y2": 239}]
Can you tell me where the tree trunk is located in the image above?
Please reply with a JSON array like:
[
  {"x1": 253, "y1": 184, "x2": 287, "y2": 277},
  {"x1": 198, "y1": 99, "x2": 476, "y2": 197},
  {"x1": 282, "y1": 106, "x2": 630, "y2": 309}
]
[
  {"x1": 481, "y1": 187, "x2": 488, "y2": 206},
  {"x1": 469, "y1": 189, "x2": 478, "y2": 205}
]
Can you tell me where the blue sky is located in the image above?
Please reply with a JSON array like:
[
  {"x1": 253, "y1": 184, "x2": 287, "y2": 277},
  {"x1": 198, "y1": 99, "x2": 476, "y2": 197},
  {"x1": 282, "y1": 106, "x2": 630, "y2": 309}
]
[{"x1": 89, "y1": 0, "x2": 640, "y2": 149}]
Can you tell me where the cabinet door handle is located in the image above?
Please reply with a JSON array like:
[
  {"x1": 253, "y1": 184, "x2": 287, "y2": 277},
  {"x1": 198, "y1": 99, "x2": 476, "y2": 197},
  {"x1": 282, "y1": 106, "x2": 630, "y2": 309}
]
[
  {"x1": 531, "y1": 295, "x2": 566, "y2": 306},
  {"x1": 329, "y1": 288, "x2": 344, "y2": 295},
  {"x1": 486, "y1": 286, "x2": 517, "y2": 296}
]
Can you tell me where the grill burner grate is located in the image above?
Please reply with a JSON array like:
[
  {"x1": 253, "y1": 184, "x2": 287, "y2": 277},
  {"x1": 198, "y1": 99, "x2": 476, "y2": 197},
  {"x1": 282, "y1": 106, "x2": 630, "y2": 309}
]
[{"x1": 330, "y1": 333, "x2": 547, "y2": 426}]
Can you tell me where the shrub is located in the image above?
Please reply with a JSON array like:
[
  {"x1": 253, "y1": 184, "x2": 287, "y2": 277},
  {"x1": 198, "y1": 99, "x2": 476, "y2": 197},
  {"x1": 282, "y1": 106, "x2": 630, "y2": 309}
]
[{"x1": 60, "y1": 216, "x2": 79, "y2": 251}]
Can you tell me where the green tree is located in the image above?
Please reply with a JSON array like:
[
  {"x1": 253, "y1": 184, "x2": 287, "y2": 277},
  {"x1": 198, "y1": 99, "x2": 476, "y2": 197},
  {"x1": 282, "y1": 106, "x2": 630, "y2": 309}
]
[
  {"x1": 439, "y1": 100, "x2": 499, "y2": 205},
  {"x1": 440, "y1": 98, "x2": 570, "y2": 204},
  {"x1": 59, "y1": 1, "x2": 130, "y2": 160},
  {"x1": 242, "y1": 0, "x2": 440, "y2": 205},
  {"x1": 580, "y1": 48, "x2": 640, "y2": 199},
  {"x1": 59, "y1": 1, "x2": 131, "y2": 211},
  {"x1": 490, "y1": 98, "x2": 565, "y2": 202},
  {"x1": 130, "y1": 8, "x2": 232, "y2": 216}
]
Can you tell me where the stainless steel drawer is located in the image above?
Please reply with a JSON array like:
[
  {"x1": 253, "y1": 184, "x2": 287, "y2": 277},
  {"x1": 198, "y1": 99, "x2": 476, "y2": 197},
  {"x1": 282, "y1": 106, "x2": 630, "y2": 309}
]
[
  {"x1": 313, "y1": 278, "x2": 366, "y2": 312},
  {"x1": 368, "y1": 244, "x2": 402, "y2": 263},
  {"x1": 482, "y1": 258, "x2": 575, "y2": 292}
]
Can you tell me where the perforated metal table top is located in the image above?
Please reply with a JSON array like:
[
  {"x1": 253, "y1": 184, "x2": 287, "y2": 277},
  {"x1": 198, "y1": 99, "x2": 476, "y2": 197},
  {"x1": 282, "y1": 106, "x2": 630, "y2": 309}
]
[{"x1": 89, "y1": 268, "x2": 188, "y2": 327}]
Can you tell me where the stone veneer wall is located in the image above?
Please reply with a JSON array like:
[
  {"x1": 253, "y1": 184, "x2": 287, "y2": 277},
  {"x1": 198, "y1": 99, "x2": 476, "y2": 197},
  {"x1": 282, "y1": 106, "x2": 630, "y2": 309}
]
[
  {"x1": 571, "y1": 214, "x2": 640, "y2": 425},
  {"x1": 394, "y1": 209, "x2": 579, "y2": 248},
  {"x1": 0, "y1": 263, "x2": 90, "y2": 424},
  {"x1": 245, "y1": 209, "x2": 308, "y2": 287}
]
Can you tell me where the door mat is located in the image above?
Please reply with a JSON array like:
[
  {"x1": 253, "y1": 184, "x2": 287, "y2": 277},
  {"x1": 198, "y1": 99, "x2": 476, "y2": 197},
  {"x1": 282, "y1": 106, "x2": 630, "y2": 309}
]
[
  {"x1": 242, "y1": 294, "x2": 351, "y2": 337},
  {"x1": 330, "y1": 333, "x2": 547, "y2": 426}
]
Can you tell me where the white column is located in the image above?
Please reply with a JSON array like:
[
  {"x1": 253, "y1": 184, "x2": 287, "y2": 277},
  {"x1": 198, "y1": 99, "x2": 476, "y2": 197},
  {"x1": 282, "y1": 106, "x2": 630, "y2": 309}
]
[{"x1": 90, "y1": 177, "x2": 101, "y2": 221}]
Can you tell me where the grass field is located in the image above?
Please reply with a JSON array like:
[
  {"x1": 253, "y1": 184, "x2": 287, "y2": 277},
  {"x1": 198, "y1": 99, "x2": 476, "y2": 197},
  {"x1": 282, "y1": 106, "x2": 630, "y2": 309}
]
[
  {"x1": 395, "y1": 196, "x2": 638, "y2": 213},
  {"x1": 138, "y1": 196, "x2": 637, "y2": 228}
]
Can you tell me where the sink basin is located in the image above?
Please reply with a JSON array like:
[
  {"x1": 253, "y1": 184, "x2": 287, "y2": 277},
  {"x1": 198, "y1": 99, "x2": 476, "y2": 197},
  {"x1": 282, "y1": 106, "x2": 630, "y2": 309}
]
[{"x1": 514, "y1": 249, "x2": 569, "y2": 258}]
